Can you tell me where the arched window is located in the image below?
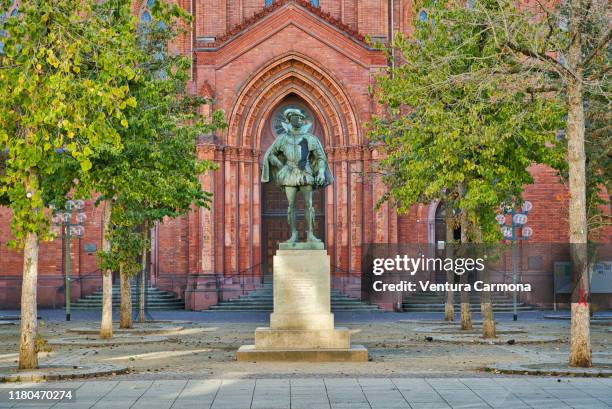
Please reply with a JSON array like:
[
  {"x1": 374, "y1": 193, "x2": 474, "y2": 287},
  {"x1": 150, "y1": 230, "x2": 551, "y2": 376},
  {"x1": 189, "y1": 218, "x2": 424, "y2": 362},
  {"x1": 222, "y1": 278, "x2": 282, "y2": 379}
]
[
  {"x1": 265, "y1": 0, "x2": 272, "y2": 6},
  {"x1": 419, "y1": 10, "x2": 427, "y2": 22}
]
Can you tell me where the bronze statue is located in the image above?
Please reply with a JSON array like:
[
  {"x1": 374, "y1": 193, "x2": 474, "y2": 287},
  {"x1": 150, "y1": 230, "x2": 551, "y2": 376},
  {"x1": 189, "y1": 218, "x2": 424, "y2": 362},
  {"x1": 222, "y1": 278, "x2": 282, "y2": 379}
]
[{"x1": 262, "y1": 108, "x2": 333, "y2": 243}]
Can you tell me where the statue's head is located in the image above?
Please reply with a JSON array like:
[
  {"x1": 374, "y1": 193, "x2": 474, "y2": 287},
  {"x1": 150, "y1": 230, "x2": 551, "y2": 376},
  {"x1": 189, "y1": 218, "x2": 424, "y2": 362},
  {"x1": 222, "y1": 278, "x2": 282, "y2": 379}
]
[{"x1": 284, "y1": 108, "x2": 306, "y2": 129}]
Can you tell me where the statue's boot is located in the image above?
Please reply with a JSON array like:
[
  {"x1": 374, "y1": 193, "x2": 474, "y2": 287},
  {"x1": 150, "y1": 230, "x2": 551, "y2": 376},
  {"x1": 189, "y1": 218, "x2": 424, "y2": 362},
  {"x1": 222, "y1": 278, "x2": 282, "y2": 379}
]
[
  {"x1": 284, "y1": 207, "x2": 298, "y2": 243},
  {"x1": 305, "y1": 205, "x2": 321, "y2": 243}
]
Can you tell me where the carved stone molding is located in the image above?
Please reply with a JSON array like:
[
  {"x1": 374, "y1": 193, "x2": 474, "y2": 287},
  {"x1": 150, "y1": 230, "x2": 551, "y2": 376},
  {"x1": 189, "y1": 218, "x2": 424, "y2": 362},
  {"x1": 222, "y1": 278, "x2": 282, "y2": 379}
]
[{"x1": 228, "y1": 54, "x2": 360, "y2": 149}]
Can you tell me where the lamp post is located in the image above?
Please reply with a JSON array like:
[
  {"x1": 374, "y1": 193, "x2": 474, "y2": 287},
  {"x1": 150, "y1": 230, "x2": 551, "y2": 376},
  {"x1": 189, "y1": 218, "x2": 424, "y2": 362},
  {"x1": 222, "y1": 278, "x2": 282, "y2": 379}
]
[
  {"x1": 496, "y1": 201, "x2": 533, "y2": 321},
  {"x1": 52, "y1": 200, "x2": 87, "y2": 321}
]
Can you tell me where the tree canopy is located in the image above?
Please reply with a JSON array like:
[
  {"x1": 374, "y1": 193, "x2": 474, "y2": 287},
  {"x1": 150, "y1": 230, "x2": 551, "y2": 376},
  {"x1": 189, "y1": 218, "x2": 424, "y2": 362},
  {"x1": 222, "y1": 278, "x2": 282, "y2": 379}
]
[{"x1": 369, "y1": 0, "x2": 565, "y2": 241}]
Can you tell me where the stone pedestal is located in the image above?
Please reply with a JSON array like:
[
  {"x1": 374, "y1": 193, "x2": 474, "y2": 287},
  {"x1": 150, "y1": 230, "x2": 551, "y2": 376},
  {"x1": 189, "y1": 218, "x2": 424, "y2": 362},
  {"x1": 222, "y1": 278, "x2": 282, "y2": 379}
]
[{"x1": 236, "y1": 249, "x2": 367, "y2": 362}]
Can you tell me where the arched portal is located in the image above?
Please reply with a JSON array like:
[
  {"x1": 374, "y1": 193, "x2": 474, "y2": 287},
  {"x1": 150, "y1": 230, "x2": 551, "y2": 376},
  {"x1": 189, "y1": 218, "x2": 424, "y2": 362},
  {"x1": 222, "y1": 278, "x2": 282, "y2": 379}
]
[
  {"x1": 219, "y1": 53, "x2": 366, "y2": 290},
  {"x1": 260, "y1": 95, "x2": 326, "y2": 275}
]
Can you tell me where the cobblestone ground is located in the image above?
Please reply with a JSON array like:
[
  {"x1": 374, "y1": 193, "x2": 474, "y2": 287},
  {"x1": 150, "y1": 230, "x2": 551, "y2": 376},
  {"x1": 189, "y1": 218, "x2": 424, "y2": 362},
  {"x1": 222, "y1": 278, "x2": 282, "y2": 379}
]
[{"x1": 0, "y1": 311, "x2": 610, "y2": 407}]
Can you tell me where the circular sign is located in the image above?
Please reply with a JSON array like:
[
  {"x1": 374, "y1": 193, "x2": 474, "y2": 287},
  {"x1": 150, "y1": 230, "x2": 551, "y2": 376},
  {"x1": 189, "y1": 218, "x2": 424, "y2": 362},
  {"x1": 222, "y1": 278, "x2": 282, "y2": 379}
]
[
  {"x1": 522, "y1": 226, "x2": 533, "y2": 238},
  {"x1": 513, "y1": 213, "x2": 528, "y2": 225},
  {"x1": 521, "y1": 201, "x2": 533, "y2": 212}
]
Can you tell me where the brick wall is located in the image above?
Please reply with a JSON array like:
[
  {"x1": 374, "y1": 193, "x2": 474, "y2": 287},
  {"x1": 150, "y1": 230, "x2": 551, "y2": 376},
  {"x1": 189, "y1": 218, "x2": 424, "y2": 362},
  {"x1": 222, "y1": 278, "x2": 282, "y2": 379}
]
[{"x1": 0, "y1": 0, "x2": 610, "y2": 310}]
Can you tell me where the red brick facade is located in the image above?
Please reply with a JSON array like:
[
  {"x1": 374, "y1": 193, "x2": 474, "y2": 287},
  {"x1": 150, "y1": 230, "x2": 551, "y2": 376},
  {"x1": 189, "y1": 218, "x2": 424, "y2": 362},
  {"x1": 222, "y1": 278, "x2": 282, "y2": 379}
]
[{"x1": 0, "y1": 0, "x2": 609, "y2": 310}]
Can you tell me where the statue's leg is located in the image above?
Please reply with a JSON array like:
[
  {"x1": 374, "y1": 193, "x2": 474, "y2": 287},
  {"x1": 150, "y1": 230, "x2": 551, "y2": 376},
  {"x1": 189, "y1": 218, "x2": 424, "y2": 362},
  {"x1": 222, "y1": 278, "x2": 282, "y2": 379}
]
[
  {"x1": 302, "y1": 186, "x2": 321, "y2": 243},
  {"x1": 284, "y1": 186, "x2": 298, "y2": 243}
]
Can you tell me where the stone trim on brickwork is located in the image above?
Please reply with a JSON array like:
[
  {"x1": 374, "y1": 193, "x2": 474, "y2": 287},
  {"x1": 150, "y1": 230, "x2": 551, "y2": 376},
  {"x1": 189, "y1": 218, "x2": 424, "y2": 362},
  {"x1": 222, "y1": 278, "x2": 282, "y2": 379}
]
[
  {"x1": 194, "y1": 4, "x2": 387, "y2": 69},
  {"x1": 197, "y1": 0, "x2": 369, "y2": 49}
]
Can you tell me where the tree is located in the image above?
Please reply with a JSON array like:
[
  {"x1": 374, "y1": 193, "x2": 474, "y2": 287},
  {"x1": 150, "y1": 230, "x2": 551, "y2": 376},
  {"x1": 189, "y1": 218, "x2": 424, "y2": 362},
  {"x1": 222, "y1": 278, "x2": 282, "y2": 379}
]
[
  {"x1": 0, "y1": 0, "x2": 138, "y2": 367},
  {"x1": 472, "y1": 0, "x2": 610, "y2": 368},
  {"x1": 87, "y1": 0, "x2": 225, "y2": 331},
  {"x1": 369, "y1": 0, "x2": 564, "y2": 338}
]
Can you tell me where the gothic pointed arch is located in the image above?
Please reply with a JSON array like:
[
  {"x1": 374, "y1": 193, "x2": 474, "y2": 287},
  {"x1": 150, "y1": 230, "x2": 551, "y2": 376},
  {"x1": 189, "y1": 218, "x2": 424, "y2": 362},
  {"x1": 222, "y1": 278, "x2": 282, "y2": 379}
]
[{"x1": 226, "y1": 53, "x2": 360, "y2": 149}]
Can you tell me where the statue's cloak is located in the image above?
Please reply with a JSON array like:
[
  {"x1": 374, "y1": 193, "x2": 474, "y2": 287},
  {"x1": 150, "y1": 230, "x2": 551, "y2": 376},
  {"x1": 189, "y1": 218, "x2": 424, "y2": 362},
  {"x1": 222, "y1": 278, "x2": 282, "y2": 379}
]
[{"x1": 261, "y1": 133, "x2": 334, "y2": 190}]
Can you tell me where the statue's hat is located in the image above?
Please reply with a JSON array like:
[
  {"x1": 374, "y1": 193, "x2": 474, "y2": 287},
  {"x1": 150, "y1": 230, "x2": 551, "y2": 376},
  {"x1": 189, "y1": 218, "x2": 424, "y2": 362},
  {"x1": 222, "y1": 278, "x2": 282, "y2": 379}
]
[{"x1": 283, "y1": 108, "x2": 306, "y2": 120}]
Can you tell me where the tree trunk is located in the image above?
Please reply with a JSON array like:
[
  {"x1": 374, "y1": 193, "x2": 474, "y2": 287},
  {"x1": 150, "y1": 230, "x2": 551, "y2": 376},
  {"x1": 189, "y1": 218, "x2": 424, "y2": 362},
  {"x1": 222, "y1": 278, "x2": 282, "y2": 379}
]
[
  {"x1": 566, "y1": 0, "x2": 591, "y2": 368},
  {"x1": 100, "y1": 200, "x2": 113, "y2": 339},
  {"x1": 473, "y1": 228, "x2": 495, "y2": 338},
  {"x1": 119, "y1": 264, "x2": 132, "y2": 329},
  {"x1": 480, "y1": 268, "x2": 496, "y2": 338},
  {"x1": 19, "y1": 231, "x2": 39, "y2": 369},
  {"x1": 444, "y1": 271, "x2": 455, "y2": 321},
  {"x1": 139, "y1": 221, "x2": 149, "y2": 323},
  {"x1": 459, "y1": 272, "x2": 472, "y2": 330},
  {"x1": 459, "y1": 206, "x2": 472, "y2": 330},
  {"x1": 444, "y1": 206, "x2": 455, "y2": 321}
]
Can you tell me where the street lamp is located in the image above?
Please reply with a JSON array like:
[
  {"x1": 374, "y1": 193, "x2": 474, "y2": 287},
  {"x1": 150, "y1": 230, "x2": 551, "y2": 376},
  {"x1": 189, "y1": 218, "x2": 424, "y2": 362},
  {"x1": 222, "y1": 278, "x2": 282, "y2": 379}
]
[
  {"x1": 496, "y1": 201, "x2": 533, "y2": 321},
  {"x1": 52, "y1": 199, "x2": 86, "y2": 321}
]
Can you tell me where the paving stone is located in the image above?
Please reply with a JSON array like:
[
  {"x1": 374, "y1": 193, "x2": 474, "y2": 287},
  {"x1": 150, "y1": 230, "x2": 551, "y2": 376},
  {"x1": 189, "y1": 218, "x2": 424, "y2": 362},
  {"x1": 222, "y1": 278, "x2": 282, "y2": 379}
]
[
  {"x1": 426, "y1": 379, "x2": 470, "y2": 390},
  {"x1": 408, "y1": 403, "x2": 452, "y2": 409},
  {"x1": 559, "y1": 397, "x2": 612, "y2": 409},
  {"x1": 210, "y1": 379, "x2": 255, "y2": 409},
  {"x1": 519, "y1": 397, "x2": 572, "y2": 408}
]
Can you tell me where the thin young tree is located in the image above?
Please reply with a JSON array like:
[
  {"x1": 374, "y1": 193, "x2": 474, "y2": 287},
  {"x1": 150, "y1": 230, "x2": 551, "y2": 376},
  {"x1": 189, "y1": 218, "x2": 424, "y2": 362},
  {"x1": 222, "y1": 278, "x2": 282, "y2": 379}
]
[
  {"x1": 0, "y1": 0, "x2": 138, "y2": 367},
  {"x1": 86, "y1": 0, "x2": 225, "y2": 330}
]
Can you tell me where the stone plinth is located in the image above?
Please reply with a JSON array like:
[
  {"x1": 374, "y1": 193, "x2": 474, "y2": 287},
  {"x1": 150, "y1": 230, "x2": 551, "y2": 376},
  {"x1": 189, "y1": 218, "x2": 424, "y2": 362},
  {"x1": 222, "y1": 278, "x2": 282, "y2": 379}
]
[{"x1": 237, "y1": 249, "x2": 367, "y2": 362}]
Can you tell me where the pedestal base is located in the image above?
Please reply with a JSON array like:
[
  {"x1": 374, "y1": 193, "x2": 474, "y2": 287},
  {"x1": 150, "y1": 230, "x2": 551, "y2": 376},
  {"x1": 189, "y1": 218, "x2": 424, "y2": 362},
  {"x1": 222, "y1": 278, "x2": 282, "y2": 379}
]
[
  {"x1": 255, "y1": 327, "x2": 350, "y2": 349},
  {"x1": 236, "y1": 249, "x2": 368, "y2": 362},
  {"x1": 278, "y1": 242, "x2": 325, "y2": 250},
  {"x1": 236, "y1": 344, "x2": 368, "y2": 362}
]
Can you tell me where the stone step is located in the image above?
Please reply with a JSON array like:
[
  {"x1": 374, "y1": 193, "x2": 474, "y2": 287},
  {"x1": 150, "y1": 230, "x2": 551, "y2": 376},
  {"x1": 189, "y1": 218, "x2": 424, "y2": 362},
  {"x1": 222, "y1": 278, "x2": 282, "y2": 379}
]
[
  {"x1": 213, "y1": 298, "x2": 378, "y2": 305},
  {"x1": 401, "y1": 288, "x2": 534, "y2": 312},
  {"x1": 404, "y1": 298, "x2": 515, "y2": 304},
  {"x1": 402, "y1": 302, "x2": 530, "y2": 308},
  {"x1": 69, "y1": 306, "x2": 185, "y2": 310},
  {"x1": 71, "y1": 285, "x2": 184, "y2": 310},
  {"x1": 210, "y1": 304, "x2": 380, "y2": 311},
  {"x1": 209, "y1": 284, "x2": 381, "y2": 312},
  {"x1": 402, "y1": 304, "x2": 534, "y2": 312}
]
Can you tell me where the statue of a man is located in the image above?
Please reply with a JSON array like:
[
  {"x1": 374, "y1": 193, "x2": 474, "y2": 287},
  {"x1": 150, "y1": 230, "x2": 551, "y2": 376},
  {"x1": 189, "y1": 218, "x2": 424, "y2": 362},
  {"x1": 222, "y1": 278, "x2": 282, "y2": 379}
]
[{"x1": 261, "y1": 108, "x2": 333, "y2": 243}]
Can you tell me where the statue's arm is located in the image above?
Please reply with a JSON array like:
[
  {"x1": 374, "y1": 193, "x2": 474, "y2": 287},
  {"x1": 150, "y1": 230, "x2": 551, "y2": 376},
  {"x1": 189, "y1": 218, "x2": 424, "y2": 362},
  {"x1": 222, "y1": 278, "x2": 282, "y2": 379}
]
[
  {"x1": 311, "y1": 138, "x2": 327, "y2": 181},
  {"x1": 268, "y1": 140, "x2": 284, "y2": 168},
  {"x1": 310, "y1": 136, "x2": 333, "y2": 185},
  {"x1": 262, "y1": 137, "x2": 284, "y2": 183}
]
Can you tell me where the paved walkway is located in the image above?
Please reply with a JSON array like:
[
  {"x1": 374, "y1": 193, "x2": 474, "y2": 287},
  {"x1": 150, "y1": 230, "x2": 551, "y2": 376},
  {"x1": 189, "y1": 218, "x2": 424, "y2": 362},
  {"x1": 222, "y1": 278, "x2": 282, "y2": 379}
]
[{"x1": 1, "y1": 378, "x2": 611, "y2": 409}]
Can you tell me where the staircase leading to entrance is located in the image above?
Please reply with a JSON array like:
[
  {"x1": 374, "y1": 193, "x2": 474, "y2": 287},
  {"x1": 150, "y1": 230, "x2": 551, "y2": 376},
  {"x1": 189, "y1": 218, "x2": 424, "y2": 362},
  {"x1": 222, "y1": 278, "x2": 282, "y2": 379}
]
[
  {"x1": 402, "y1": 291, "x2": 534, "y2": 312},
  {"x1": 71, "y1": 285, "x2": 185, "y2": 310},
  {"x1": 208, "y1": 283, "x2": 381, "y2": 312}
]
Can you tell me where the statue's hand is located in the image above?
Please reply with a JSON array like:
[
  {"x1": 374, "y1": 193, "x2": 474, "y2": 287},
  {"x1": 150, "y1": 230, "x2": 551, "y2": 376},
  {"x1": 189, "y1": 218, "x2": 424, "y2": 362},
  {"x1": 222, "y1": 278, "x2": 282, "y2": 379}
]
[
  {"x1": 316, "y1": 171, "x2": 326, "y2": 185},
  {"x1": 271, "y1": 156, "x2": 283, "y2": 168}
]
